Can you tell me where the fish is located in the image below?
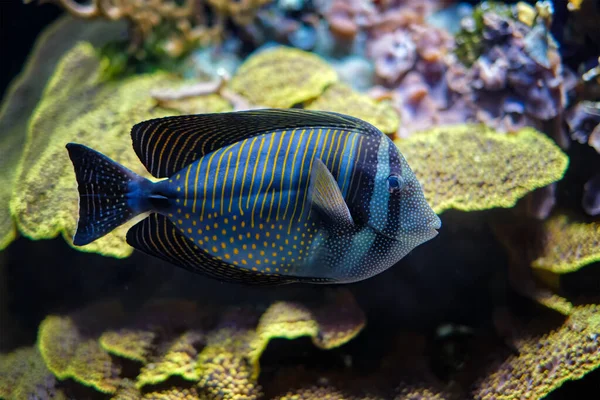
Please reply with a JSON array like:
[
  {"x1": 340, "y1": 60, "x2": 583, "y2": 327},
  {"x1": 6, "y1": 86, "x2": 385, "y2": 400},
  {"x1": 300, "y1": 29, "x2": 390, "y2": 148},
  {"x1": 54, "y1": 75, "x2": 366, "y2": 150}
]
[{"x1": 66, "y1": 108, "x2": 441, "y2": 285}]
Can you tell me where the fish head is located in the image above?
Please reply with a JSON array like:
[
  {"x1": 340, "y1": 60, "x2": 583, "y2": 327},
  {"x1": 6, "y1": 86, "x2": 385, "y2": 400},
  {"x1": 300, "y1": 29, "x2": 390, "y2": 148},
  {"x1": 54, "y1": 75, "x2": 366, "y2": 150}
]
[{"x1": 362, "y1": 136, "x2": 441, "y2": 246}]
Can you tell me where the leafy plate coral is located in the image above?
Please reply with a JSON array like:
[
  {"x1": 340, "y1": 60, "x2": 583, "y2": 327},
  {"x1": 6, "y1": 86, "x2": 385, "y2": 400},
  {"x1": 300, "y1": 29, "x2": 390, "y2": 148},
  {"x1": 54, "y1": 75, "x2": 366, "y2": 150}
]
[
  {"x1": 0, "y1": 15, "x2": 126, "y2": 251},
  {"x1": 396, "y1": 125, "x2": 569, "y2": 214},
  {"x1": 228, "y1": 46, "x2": 339, "y2": 108}
]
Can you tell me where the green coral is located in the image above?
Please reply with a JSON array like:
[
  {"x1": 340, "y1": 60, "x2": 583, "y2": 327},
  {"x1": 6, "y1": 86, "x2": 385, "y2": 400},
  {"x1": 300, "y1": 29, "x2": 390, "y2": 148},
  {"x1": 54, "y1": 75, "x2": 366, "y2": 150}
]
[
  {"x1": 228, "y1": 46, "x2": 338, "y2": 108},
  {"x1": 8, "y1": 41, "x2": 188, "y2": 258},
  {"x1": 305, "y1": 83, "x2": 400, "y2": 135},
  {"x1": 0, "y1": 346, "x2": 65, "y2": 400},
  {"x1": 37, "y1": 302, "x2": 125, "y2": 394},
  {"x1": 532, "y1": 215, "x2": 600, "y2": 274},
  {"x1": 471, "y1": 304, "x2": 600, "y2": 399},
  {"x1": 0, "y1": 16, "x2": 126, "y2": 251},
  {"x1": 395, "y1": 125, "x2": 569, "y2": 214}
]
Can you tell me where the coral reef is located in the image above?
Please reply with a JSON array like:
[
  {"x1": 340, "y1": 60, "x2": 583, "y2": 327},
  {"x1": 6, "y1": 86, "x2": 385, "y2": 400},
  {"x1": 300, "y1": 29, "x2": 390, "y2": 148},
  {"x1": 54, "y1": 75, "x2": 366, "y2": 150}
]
[
  {"x1": 531, "y1": 215, "x2": 600, "y2": 274},
  {"x1": 305, "y1": 82, "x2": 399, "y2": 134},
  {"x1": 8, "y1": 42, "x2": 189, "y2": 258},
  {"x1": 227, "y1": 46, "x2": 338, "y2": 108},
  {"x1": 470, "y1": 304, "x2": 600, "y2": 399},
  {"x1": 0, "y1": 15, "x2": 126, "y2": 251},
  {"x1": 0, "y1": 346, "x2": 64, "y2": 400},
  {"x1": 18, "y1": 290, "x2": 364, "y2": 398},
  {"x1": 395, "y1": 124, "x2": 569, "y2": 214}
]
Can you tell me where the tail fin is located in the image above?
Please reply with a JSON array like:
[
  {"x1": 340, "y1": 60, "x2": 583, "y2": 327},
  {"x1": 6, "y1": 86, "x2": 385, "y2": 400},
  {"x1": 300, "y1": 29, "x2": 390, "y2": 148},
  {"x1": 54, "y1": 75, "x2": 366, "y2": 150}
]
[{"x1": 66, "y1": 143, "x2": 152, "y2": 246}]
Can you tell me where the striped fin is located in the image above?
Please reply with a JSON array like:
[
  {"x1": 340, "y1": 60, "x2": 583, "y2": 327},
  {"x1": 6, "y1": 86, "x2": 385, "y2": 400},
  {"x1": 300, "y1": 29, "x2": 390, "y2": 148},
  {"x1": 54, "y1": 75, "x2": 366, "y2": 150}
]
[
  {"x1": 130, "y1": 108, "x2": 376, "y2": 178},
  {"x1": 126, "y1": 214, "x2": 332, "y2": 285},
  {"x1": 66, "y1": 143, "x2": 151, "y2": 246},
  {"x1": 309, "y1": 159, "x2": 354, "y2": 227}
]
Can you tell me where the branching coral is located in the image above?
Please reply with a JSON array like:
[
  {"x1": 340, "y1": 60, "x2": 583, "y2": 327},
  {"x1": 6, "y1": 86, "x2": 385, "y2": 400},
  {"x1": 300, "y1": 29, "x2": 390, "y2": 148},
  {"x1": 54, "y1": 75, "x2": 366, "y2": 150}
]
[
  {"x1": 7, "y1": 42, "x2": 190, "y2": 258},
  {"x1": 470, "y1": 304, "x2": 600, "y2": 399},
  {"x1": 531, "y1": 215, "x2": 600, "y2": 274},
  {"x1": 395, "y1": 124, "x2": 569, "y2": 214},
  {"x1": 228, "y1": 46, "x2": 339, "y2": 108}
]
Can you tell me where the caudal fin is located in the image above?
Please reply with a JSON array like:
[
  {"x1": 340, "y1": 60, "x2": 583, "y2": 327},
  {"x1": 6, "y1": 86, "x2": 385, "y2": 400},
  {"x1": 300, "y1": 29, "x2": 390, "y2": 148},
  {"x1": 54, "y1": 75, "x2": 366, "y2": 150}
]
[{"x1": 66, "y1": 143, "x2": 151, "y2": 246}]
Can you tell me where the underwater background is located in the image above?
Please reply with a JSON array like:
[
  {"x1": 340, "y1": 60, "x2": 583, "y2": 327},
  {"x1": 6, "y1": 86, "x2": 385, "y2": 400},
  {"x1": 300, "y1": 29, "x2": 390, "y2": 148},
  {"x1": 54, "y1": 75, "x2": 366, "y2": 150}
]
[{"x1": 0, "y1": 0, "x2": 599, "y2": 399}]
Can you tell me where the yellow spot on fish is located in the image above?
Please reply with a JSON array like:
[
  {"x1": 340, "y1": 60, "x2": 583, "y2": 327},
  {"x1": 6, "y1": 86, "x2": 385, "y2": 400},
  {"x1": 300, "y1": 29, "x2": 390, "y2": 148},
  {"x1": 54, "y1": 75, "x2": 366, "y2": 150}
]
[
  {"x1": 168, "y1": 213, "x2": 173, "y2": 218},
  {"x1": 242, "y1": 244, "x2": 247, "y2": 250},
  {"x1": 248, "y1": 253, "x2": 254, "y2": 259},
  {"x1": 232, "y1": 226, "x2": 237, "y2": 232},
  {"x1": 177, "y1": 209, "x2": 182, "y2": 214},
  {"x1": 233, "y1": 215, "x2": 237, "y2": 220},
  {"x1": 206, "y1": 225, "x2": 210, "y2": 231},
  {"x1": 266, "y1": 232, "x2": 270, "y2": 237},
  {"x1": 242, "y1": 260, "x2": 247, "y2": 265},
  {"x1": 234, "y1": 248, "x2": 239, "y2": 255},
  {"x1": 252, "y1": 267, "x2": 258, "y2": 271},
  {"x1": 241, "y1": 221, "x2": 246, "y2": 228},
  {"x1": 271, "y1": 224, "x2": 275, "y2": 229},
  {"x1": 177, "y1": 187, "x2": 181, "y2": 192},
  {"x1": 176, "y1": 174, "x2": 181, "y2": 179},
  {"x1": 197, "y1": 229, "x2": 203, "y2": 234},
  {"x1": 266, "y1": 268, "x2": 271, "y2": 272},
  {"x1": 285, "y1": 239, "x2": 289, "y2": 245},
  {"x1": 204, "y1": 236, "x2": 209, "y2": 242},
  {"x1": 222, "y1": 229, "x2": 227, "y2": 235},
  {"x1": 185, "y1": 213, "x2": 190, "y2": 219},
  {"x1": 198, "y1": 239, "x2": 204, "y2": 245},
  {"x1": 272, "y1": 252, "x2": 277, "y2": 257},
  {"x1": 260, "y1": 250, "x2": 265, "y2": 256},
  {"x1": 276, "y1": 234, "x2": 281, "y2": 240},
  {"x1": 224, "y1": 218, "x2": 229, "y2": 224},
  {"x1": 212, "y1": 235, "x2": 217, "y2": 241},
  {"x1": 212, "y1": 246, "x2": 218, "y2": 252},
  {"x1": 225, "y1": 254, "x2": 231, "y2": 259},
  {"x1": 214, "y1": 223, "x2": 218, "y2": 229},
  {"x1": 259, "y1": 224, "x2": 264, "y2": 229},
  {"x1": 255, "y1": 233, "x2": 260, "y2": 240},
  {"x1": 221, "y1": 243, "x2": 226, "y2": 249},
  {"x1": 187, "y1": 228, "x2": 192, "y2": 234},
  {"x1": 192, "y1": 221, "x2": 197, "y2": 226},
  {"x1": 279, "y1": 246, "x2": 284, "y2": 251},
  {"x1": 229, "y1": 237, "x2": 234, "y2": 244},
  {"x1": 252, "y1": 244, "x2": 257, "y2": 250},
  {"x1": 178, "y1": 219, "x2": 183, "y2": 225},
  {"x1": 256, "y1": 260, "x2": 262, "y2": 265}
]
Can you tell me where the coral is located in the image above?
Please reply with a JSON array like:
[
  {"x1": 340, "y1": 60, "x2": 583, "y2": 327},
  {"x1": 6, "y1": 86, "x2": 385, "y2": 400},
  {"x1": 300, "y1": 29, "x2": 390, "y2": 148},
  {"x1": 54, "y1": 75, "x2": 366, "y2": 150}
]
[
  {"x1": 395, "y1": 125, "x2": 569, "y2": 214},
  {"x1": 37, "y1": 302, "x2": 125, "y2": 394},
  {"x1": 228, "y1": 46, "x2": 338, "y2": 108},
  {"x1": 305, "y1": 82, "x2": 398, "y2": 134},
  {"x1": 32, "y1": 0, "x2": 221, "y2": 57},
  {"x1": 470, "y1": 304, "x2": 600, "y2": 399},
  {"x1": 272, "y1": 384, "x2": 383, "y2": 400},
  {"x1": 532, "y1": 215, "x2": 600, "y2": 274},
  {"x1": 7, "y1": 42, "x2": 205, "y2": 258},
  {"x1": 0, "y1": 346, "x2": 65, "y2": 400},
  {"x1": 0, "y1": 15, "x2": 126, "y2": 251}
]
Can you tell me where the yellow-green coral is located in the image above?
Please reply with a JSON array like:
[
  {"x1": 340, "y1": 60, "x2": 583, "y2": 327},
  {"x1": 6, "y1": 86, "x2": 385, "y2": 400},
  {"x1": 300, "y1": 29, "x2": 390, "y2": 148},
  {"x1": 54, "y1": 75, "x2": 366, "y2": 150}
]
[
  {"x1": 228, "y1": 46, "x2": 338, "y2": 108},
  {"x1": 395, "y1": 125, "x2": 569, "y2": 214},
  {"x1": 8, "y1": 41, "x2": 188, "y2": 258},
  {"x1": 37, "y1": 302, "x2": 126, "y2": 394},
  {"x1": 305, "y1": 83, "x2": 400, "y2": 135},
  {"x1": 250, "y1": 289, "x2": 366, "y2": 369},
  {"x1": 112, "y1": 379, "x2": 202, "y2": 400},
  {"x1": 0, "y1": 16, "x2": 126, "y2": 251},
  {"x1": 532, "y1": 215, "x2": 600, "y2": 274},
  {"x1": 137, "y1": 331, "x2": 204, "y2": 387},
  {"x1": 0, "y1": 346, "x2": 65, "y2": 400},
  {"x1": 100, "y1": 330, "x2": 156, "y2": 363},
  {"x1": 471, "y1": 304, "x2": 600, "y2": 399},
  {"x1": 273, "y1": 385, "x2": 384, "y2": 400}
]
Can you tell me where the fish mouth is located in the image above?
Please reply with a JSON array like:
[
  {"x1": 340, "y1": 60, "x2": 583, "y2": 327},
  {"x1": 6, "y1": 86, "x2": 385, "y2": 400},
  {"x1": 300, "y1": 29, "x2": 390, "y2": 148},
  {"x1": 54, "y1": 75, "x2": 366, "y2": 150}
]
[{"x1": 368, "y1": 214, "x2": 441, "y2": 243}]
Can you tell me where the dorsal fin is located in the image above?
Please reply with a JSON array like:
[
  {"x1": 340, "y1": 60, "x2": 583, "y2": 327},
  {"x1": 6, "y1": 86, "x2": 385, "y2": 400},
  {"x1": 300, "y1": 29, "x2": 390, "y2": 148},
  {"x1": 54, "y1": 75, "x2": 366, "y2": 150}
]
[
  {"x1": 130, "y1": 108, "x2": 376, "y2": 178},
  {"x1": 126, "y1": 213, "x2": 335, "y2": 285}
]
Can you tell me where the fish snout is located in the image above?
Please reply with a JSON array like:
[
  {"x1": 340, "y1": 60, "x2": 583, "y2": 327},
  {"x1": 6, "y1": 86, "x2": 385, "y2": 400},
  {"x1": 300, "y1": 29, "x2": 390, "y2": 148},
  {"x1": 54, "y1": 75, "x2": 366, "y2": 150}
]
[{"x1": 428, "y1": 214, "x2": 442, "y2": 231}]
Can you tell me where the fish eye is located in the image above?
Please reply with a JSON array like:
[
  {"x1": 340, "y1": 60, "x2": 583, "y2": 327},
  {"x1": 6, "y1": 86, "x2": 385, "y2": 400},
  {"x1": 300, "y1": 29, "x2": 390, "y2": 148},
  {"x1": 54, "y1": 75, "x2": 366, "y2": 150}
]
[{"x1": 387, "y1": 174, "x2": 403, "y2": 194}]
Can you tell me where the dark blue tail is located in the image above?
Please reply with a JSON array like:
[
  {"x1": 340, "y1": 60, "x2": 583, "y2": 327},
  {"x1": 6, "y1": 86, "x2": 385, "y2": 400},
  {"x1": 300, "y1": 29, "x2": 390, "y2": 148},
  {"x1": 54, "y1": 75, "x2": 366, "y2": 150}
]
[{"x1": 66, "y1": 143, "x2": 154, "y2": 246}]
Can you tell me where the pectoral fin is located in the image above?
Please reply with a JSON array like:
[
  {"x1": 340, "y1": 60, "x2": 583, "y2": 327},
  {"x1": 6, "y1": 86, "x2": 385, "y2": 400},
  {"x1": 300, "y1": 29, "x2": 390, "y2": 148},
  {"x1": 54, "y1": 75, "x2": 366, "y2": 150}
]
[{"x1": 309, "y1": 158, "x2": 354, "y2": 227}]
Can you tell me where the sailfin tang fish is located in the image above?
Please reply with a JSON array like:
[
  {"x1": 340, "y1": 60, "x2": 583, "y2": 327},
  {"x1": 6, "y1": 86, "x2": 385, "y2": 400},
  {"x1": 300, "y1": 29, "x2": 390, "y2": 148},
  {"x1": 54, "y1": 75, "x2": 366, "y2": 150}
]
[{"x1": 66, "y1": 109, "x2": 441, "y2": 285}]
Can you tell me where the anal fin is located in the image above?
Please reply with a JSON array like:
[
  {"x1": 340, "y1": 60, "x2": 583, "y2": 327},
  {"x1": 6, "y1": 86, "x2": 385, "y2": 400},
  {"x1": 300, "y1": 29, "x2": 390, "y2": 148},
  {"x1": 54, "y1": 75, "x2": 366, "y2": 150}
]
[{"x1": 126, "y1": 214, "x2": 330, "y2": 285}]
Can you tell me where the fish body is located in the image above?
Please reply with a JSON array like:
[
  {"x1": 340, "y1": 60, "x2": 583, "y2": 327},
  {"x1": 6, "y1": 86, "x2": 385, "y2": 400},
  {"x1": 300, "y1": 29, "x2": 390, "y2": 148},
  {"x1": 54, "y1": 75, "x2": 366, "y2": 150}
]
[{"x1": 66, "y1": 109, "x2": 440, "y2": 285}]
